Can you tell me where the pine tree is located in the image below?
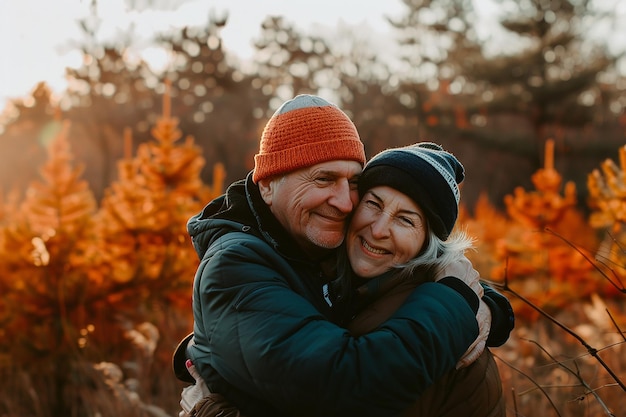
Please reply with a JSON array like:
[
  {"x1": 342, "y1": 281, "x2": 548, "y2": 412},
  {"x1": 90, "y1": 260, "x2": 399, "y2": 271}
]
[
  {"x1": 0, "y1": 81, "x2": 226, "y2": 416},
  {"x1": 0, "y1": 120, "x2": 101, "y2": 416},
  {"x1": 92, "y1": 80, "x2": 223, "y2": 338},
  {"x1": 0, "y1": 119, "x2": 98, "y2": 355},
  {"x1": 459, "y1": 0, "x2": 616, "y2": 137},
  {"x1": 588, "y1": 145, "x2": 626, "y2": 296},
  {"x1": 492, "y1": 139, "x2": 600, "y2": 320}
]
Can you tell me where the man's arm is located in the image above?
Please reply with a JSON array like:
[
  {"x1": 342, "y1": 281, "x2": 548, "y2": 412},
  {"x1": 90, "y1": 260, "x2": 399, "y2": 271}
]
[
  {"x1": 436, "y1": 255, "x2": 515, "y2": 346},
  {"x1": 481, "y1": 283, "x2": 515, "y2": 346},
  {"x1": 191, "y1": 241, "x2": 479, "y2": 417}
]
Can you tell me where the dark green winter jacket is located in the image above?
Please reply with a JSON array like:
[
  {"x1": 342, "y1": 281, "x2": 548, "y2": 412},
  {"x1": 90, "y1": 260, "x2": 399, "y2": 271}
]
[{"x1": 185, "y1": 172, "x2": 480, "y2": 417}]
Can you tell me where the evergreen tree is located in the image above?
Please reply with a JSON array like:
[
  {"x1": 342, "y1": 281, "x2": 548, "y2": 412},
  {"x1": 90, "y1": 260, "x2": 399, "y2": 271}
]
[
  {"x1": 0, "y1": 84, "x2": 59, "y2": 194},
  {"x1": 0, "y1": 120, "x2": 98, "y2": 416},
  {"x1": 462, "y1": 0, "x2": 617, "y2": 137},
  {"x1": 387, "y1": 0, "x2": 482, "y2": 131},
  {"x1": 93, "y1": 83, "x2": 219, "y2": 316},
  {"x1": 156, "y1": 16, "x2": 268, "y2": 185}
]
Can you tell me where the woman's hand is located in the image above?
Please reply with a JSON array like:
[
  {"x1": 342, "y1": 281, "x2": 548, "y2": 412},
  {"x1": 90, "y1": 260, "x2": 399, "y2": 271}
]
[{"x1": 179, "y1": 360, "x2": 211, "y2": 417}]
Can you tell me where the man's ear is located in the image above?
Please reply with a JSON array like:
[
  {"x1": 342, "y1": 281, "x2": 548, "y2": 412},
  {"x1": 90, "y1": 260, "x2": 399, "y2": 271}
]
[{"x1": 257, "y1": 178, "x2": 273, "y2": 205}]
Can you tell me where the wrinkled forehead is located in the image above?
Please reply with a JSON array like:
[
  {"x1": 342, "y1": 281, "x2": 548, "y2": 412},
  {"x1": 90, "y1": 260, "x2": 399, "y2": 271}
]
[
  {"x1": 294, "y1": 159, "x2": 363, "y2": 178},
  {"x1": 363, "y1": 186, "x2": 424, "y2": 213}
]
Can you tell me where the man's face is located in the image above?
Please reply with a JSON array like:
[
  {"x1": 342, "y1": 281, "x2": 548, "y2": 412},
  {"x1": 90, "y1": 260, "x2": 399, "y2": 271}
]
[{"x1": 259, "y1": 160, "x2": 362, "y2": 257}]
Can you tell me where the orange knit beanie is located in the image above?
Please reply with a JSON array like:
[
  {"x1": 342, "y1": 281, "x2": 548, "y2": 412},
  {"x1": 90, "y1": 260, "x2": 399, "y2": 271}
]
[{"x1": 252, "y1": 94, "x2": 366, "y2": 183}]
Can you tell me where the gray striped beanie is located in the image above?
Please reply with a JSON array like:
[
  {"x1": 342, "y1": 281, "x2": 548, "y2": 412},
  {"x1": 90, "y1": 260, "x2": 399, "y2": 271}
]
[{"x1": 358, "y1": 142, "x2": 464, "y2": 240}]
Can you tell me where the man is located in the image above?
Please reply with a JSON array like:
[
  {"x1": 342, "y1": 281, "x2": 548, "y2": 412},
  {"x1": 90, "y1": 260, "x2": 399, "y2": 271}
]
[{"x1": 173, "y1": 95, "x2": 514, "y2": 416}]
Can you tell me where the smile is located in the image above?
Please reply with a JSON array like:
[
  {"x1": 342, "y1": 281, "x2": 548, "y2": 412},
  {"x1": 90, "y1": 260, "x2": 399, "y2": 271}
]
[
  {"x1": 361, "y1": 238, "x2": 389, "y2": 255},
  {"x1": 315, "y1": 212, "x2": 346, "y2": 223}
]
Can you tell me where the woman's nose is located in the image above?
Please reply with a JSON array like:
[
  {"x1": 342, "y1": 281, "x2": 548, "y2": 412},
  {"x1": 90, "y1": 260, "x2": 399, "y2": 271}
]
[{"x1": 370, "y1": 215, "x2": 392, "y2": 239}]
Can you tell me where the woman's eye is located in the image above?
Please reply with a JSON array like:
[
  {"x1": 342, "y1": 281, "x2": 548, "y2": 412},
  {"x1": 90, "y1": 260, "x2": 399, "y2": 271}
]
[
  {"x1": 365, "y1": 200, "x2": 381, "y2": 209},
  {"x1": 399, "y1": 217, "x2": 415, "y2": 227}
]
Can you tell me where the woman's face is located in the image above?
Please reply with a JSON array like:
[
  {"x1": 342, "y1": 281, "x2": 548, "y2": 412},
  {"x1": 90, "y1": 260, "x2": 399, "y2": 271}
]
[{"x1": 346, "y1": 186, "x2": 427, "y2": 278}]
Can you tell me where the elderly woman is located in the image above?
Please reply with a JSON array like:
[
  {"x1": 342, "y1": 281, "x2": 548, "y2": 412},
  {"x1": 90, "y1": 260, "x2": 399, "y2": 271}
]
[{"x1": 342, "y1": 142, "x2": 509, "y2": 416}]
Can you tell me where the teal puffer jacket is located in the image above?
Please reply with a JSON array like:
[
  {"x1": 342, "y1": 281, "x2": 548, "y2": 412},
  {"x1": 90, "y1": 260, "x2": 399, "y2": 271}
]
[{"x1": 185, "y1": 172, "x2": 479, "y2": 417}]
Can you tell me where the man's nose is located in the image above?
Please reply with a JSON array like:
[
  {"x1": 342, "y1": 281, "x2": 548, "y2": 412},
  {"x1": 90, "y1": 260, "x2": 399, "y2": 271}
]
[{"x1": 329, "y1": 180, "x2": 355, "y2": 214}]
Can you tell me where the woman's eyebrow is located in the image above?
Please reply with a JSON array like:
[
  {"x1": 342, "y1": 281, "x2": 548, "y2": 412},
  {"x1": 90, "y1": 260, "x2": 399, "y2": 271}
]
[
  {"x1": 368, "y1": 190, "x2": 383, "y2": 202},
  {"x1": 369, "y1": 190, "x2": 423, "y2": 219},
  {"x1": 398, "y1": 208, "x2": 421, "y2": 217}
]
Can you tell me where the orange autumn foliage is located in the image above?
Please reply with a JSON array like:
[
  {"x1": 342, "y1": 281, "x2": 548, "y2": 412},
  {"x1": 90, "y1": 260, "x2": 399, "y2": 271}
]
[
  {"x1": 460, "y1": 139, "x2": 618, "y2": 322},
  {"x1": 0, "y1": 86, "x2": 224, "y2": 367},
  {"x1": 0, "y1": 120, "x2": 99, "y2": 357},
  {"x1": 587, "y1": 144, "x2": 626, "y2": 297},
  {"x1": 93, "y1": 86, "x2": 212, "y2": 299}
]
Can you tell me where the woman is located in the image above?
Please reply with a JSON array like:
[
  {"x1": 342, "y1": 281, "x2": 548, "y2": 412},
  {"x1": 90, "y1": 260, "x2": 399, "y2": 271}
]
[
  {"x1": 179, "y1": 142, "x2": 512, "y2": 417},
  {"x1": 341, "y1": 142, "x2": 507, "y2": 416}
]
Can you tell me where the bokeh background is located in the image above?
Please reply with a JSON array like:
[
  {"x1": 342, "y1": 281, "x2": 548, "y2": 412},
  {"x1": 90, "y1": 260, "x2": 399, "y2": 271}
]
[{"x1": 0, "y1": 0, "x2": 625, "y2": 416}]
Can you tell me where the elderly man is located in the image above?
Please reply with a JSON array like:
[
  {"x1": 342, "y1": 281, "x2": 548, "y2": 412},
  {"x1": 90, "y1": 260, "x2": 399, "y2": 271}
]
[{"x1": 173, "y1": 95, "x2": 514, "y2": 417}]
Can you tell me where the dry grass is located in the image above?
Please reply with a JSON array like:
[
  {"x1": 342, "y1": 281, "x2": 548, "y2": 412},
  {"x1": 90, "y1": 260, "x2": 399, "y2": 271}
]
[
  {"x1": 1, "y1": 292, "x2": 624, "y2": 417},
  {"x1": 493, "y1": 289, "x2": 626, "y2": 417}
]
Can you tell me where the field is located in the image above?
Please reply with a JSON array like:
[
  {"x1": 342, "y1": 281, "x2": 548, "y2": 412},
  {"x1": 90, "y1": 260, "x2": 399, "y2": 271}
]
[{"x1": 1, "y1": 92, "x2": 624, "y2": 417}]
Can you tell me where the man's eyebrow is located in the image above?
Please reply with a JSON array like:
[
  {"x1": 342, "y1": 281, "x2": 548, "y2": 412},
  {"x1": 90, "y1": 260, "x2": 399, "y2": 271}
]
[
  {"x1": 312, "y1": 168, "x2": 360, "y2": 181},
  {"x1": 314, "y1": 169, "x2": 340, "y2": 177}
]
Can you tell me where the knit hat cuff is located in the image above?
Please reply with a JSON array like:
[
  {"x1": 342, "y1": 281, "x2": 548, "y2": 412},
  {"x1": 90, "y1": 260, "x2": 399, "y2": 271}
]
[{"x1": 253, "y1": 139, "x2": 365, "y2": 182}]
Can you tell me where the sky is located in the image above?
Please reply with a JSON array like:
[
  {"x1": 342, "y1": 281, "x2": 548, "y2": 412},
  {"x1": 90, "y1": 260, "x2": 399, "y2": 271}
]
[
  {"x1": 1, "y1": 0, "x2": 623, "y2": 112},
  {"x1": 0, "y1": 0, "x2": 416, "y2": 109}
]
